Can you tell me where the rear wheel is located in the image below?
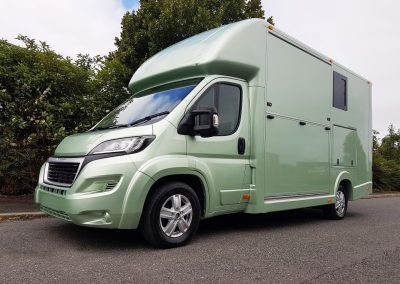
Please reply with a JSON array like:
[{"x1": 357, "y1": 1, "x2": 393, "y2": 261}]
[
  {"x1": 324, "y1": 185, "x2": 347, "y2": 220},
  {"x1": 141, "y1": 182, "x2": 201, "y2": 248}
]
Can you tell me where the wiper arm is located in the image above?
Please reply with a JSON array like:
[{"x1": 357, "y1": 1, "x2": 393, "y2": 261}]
[
  {"x1": 90, "y1": 124, "x2": 129, "y2": 131},
  {"x1": 89, "y1": 111, "x2": 170, "y2": 131},
  {"x1": 129, "y1": 111, "x2": 170, "y2": 127}
]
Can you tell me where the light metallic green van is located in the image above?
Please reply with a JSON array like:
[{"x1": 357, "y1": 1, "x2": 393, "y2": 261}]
[{"x1": 35, "y1": 19, "x2": 372, "y2": 247}]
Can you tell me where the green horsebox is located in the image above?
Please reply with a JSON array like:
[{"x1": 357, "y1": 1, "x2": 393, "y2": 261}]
[{"x1": 35, "y1": 19, "x2": 372, "y2": 247}]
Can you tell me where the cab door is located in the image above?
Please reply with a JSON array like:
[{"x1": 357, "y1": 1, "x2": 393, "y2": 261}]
[{"x1": 184, "y1": 78, "x2": 250, "y2": 213}]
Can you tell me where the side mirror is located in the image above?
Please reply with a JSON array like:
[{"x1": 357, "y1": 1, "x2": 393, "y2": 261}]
[{"x1": 177, "y1": 106, "x2": 219, "y2": 137}]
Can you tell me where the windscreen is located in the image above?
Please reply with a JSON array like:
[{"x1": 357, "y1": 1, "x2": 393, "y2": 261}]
[{"x1": 93, "y1": 80, "x2": 200, "y2": 130}]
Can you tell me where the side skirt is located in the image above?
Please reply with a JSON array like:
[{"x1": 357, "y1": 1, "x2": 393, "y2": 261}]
[{"x1": 254, "y1": 193, "x2": 335, "y2": 214}]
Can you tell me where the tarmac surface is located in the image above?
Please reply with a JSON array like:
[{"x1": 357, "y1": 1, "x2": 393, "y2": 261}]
[
  {"x1": 0, "y1": 197, "x2": 399, "y2": 283},
  {"x1": 0, "y1": 195, "x2": 37, "y2": 213}
]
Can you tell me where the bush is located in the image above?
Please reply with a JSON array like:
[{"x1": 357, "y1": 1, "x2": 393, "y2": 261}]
[
  {"x1": 373, "y1": 126, "x2": 400, "y2": 192},
  {"x1": 0, "y1": 38, "x2": 101, "y2": 194},
  {"x1": 373, "y1": 152, "x2": 400, "y2": 191}
]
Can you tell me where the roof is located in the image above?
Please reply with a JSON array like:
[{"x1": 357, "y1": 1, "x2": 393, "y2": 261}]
[
  {"x1": 128, "y1": 18, "x2": 268, "y2": 94},
  {"x1": 128, "y1": 18, "x2": 369, "y2": 94}
]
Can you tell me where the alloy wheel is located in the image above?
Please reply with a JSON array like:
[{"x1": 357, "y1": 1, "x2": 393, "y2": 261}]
[
  {"x1": 335, "y1": 190, "x2": 346, "y2": 217},
  {"x1": 159, "y1": 194, "x2": 193, "y2": 238}
]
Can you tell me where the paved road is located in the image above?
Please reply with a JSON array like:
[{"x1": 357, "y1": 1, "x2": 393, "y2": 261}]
[
  {"x1": 1, "y1": 198, "x2": 399, "y2": 283},
  {"x1": 0, "y1": 195, "x2": 37, "y2": 213}
]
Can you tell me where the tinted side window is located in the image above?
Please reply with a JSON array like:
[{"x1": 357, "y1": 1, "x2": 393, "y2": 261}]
[
  {"x1": 218, "y1": 84, "x2": 241, "y2": 135},
  {"x1": 194, "y1": 86, "x2": 217, "y2": 127},
  {"x1": 193, "y1": 83, "x2": 241, "y2": 136},
  {"x1": 333, "y1": 71, "x2": 347, "y2": 111},
  {"x1": 194, "y1": 85, "x2": 217, "y2": 107}
]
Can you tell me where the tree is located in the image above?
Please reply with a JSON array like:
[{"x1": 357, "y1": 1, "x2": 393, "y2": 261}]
[
  {"x1": 0, "y1": 37, "x2": 100, "y2": 194},
  {"x1": 379, "y1": 124, "x2": 400, "y2": 163},
  {"x1": 102, "y1": 0, "x2": 270, "y2": 106},
  {"x1": 373, "y1": 126, "x2": 400, "y2": 191}
]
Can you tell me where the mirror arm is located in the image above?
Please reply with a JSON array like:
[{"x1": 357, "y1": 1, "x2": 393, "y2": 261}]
[{"x1": 177, "y1": 112, "x2": 195, "y2": 136}]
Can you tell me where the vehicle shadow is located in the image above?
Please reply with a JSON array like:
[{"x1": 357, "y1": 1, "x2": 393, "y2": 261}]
[
  {"x1": 50, "y1": 221, "x2": 147, "y2": 250},
  {"x1": 197, "y1": 207, "x2": 326, "y2": 236},
  {"x1": 49, "y1": 207, "x2": 341, "y2": 250}
]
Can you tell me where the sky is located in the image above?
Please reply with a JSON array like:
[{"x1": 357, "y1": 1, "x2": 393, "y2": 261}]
[
  {"x1": 0, "y1": 0, "x2": 398, "y2": 137},
  {"x1": 0, "y1": 0, "x2": 139, "y2": 57}
]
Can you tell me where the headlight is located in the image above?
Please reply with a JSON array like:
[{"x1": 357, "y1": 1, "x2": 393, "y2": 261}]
[{"x1": 89, "y1": 136, "x2": 155, "y2": 155}]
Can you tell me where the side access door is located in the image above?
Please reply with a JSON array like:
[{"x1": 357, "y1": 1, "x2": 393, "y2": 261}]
[
  {"x1": 264, "y1": 30, "x2": 332, "y2": 200},
  {"x1": 184, "y1": 78, "x2": 251, "y2": 213},
  {"x1": 264, "y1": 116, "x2": 330, "y2": 198}
]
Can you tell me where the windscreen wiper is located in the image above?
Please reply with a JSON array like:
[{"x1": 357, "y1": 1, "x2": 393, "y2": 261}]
[
  {"x1": 129, "y1": 111, "x2": 170, "y2": 127},
  {"x1": 90, "y1": 111, "x2": 170, "y2": 131},
  {"x1": 90, "y1": 124, "x2": 129, "y2": 131}
]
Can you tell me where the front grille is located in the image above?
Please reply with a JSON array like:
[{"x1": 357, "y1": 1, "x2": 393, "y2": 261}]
[
  {"x1": 47, "y1": 162, "x2": 79, "y2": 186},
  {"x1": 41, "y1": 185, "x2": 67, "y2": 196},
  {"x1": 40, "y1": 205, "x2": 71, "y2": 221}
]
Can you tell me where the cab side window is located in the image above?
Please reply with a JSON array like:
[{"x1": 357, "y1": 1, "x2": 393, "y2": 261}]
[{"x1": 192, "y1": 83, "x2": 241, "y2": 136}]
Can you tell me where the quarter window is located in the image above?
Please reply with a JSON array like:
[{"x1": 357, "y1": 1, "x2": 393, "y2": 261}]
[
  {"x1": 192, "y1": 83, "x2": 242, "y2": 136},
  {"x1": 333, "y1": 71, "x2": 348, "y2": 111}
]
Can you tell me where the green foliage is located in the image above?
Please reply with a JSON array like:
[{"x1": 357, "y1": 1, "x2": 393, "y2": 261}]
[
  {"x1": 95, "y1": 57, "x2": 131, "y2": 109},
  {"x1": 0, "y1": 37, "x2": 102, "y2": 194},
  {"x1": 379, "y1": 124, "x2": 400, "y2": 163},
  {"x1": 373, "y1": 125, "x2": 400, "y2": 191}
]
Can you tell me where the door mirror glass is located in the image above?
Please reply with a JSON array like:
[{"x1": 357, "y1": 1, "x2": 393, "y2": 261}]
[
  {"x1": 177, "y1": 106, "x2": 219, "y2": 137},
  {"x1": 192, "y1": 106, "x2": 219, "y2": 137}
]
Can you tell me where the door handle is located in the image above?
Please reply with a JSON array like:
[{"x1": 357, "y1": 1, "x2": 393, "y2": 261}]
[
  {"x1": 299, "y1": 121, "x2": 306, "y2": 126},
  {"x1": 267, "y1": 115, "x2": 275, "y2": 119},
  {"x1": 238, "y1": 137, "x2": 246, "y2": 155}
]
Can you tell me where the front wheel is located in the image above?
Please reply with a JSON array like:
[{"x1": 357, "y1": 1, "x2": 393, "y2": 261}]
[
  {"x1": 324, "y1": 186, "x2": 347, "y2": 220},
  {"x1": 141, "y1": 182, "x2": 201, "y2": 248}
]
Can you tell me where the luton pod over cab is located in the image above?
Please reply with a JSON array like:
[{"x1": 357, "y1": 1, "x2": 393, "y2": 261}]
[{"x1": 35, "y1": 19, "x2": 372, "y2": 248}]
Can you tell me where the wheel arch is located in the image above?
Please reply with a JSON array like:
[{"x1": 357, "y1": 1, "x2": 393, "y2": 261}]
[
  {"x1": 334, "y1": 171, "x2": 354, "y2": 201},
  {"x1": 143, "y1": 173, "x2": 208, "y2": 218},
  {"x1": 119, "y1": 155, "x2": 212, "y2": 229}
]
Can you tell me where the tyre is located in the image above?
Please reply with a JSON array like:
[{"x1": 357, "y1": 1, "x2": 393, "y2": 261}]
[
  {"x1": 141, "y1": 181, "x2": 201, "y2": 248},
  {"x1": 324, "y1": 185, "x2": 347, "y2": 220}
]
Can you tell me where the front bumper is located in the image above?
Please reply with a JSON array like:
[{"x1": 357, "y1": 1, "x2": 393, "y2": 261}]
[{"x1": 35, "y1": 155, "x2": 138, "y2": 228}]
